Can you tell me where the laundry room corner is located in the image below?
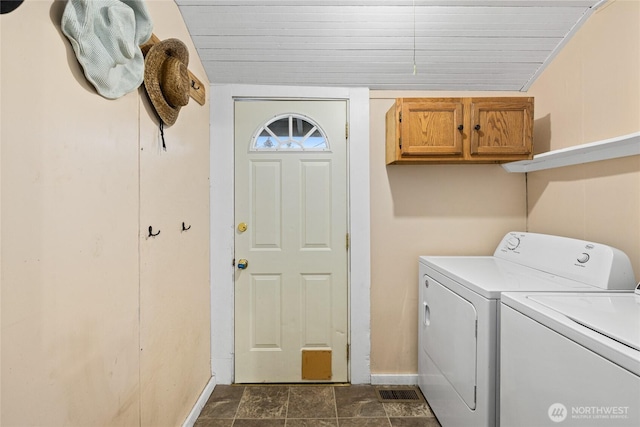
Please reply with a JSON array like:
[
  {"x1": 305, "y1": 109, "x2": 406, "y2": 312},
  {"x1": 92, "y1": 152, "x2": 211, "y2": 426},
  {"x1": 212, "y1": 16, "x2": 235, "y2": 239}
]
[{"x1": 368, "y1": 91, "x2": 528, "y2": 378}]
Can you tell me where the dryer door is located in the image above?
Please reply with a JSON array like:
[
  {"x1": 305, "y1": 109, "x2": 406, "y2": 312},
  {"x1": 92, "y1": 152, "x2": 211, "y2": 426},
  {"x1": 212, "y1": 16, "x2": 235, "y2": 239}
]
[{"x1": 423, "y1": 275, "x2": 478, "y2": 409}]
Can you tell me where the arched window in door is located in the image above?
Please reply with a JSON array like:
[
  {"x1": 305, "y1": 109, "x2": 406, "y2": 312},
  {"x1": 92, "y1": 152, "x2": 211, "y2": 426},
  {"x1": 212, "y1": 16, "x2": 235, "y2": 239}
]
[{"x1": 251, "y1": 113, "x2": 330, "y2": 151}]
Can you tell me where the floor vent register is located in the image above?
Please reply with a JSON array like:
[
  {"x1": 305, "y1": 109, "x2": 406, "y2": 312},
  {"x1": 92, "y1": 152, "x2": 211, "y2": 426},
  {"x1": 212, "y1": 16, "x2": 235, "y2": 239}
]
[{"x1": 375, "y1": 387, "x2": 425, "y2": 403}]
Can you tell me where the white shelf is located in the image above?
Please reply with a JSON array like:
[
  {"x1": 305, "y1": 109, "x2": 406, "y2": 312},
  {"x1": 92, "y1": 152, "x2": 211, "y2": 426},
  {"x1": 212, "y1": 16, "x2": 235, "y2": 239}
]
[{"x1": 502, "y1": 132, "x2": 640, "y2": 173}]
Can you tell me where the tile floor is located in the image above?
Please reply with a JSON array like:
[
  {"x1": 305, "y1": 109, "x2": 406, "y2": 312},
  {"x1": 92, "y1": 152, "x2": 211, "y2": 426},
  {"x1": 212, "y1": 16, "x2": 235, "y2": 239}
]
[{"x1": 195, "y1": 385, "x2": 441, "y2": 427}]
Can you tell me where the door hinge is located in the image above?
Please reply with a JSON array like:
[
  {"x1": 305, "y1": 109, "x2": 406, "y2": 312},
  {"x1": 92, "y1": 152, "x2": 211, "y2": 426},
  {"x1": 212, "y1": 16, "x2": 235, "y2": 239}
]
[
  {"x1": 345, "y1": 123, "x2": 349, "y2": 140},
  {"x1": 346, "y1": 233, "x2": 350, "y2": 250},
  {"x1": 475, "y1": 319, "x2": 478, "y2": 337},
  {"x1": 399, "y1": 138, "x2": 402, "y2": 150},
  {"x1": 347, "y1": 344, "x2": 350, "y2": 361},
  {"x1": 399, "y1": 111, "x2": 402, "y2": 123}
]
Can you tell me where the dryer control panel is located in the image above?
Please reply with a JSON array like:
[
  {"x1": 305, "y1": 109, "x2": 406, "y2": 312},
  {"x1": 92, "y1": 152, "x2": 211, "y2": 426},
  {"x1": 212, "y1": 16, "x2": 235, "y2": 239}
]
[{"x1": 494, "y1": 232, "x2": 636, "y2": 290}]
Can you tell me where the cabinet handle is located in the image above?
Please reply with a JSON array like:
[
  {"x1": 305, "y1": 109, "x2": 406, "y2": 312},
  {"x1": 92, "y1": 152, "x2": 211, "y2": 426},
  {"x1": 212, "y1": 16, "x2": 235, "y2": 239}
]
[
  {"x1": 474, "y1": 124, "x2": 481, "y2": 131},
  {"x1": 457, "y1": 124, "x2": 464, "y2": 131}
]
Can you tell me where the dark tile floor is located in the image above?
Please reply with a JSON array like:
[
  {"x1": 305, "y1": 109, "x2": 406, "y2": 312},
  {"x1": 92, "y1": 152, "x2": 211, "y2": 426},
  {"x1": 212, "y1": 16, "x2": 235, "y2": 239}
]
[{"x1": 195, "y1": 385, "x2": 441, "y2": 427}]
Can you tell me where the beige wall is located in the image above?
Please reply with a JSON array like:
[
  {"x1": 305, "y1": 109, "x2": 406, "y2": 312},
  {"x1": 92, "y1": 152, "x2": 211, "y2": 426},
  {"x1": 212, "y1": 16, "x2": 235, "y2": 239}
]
[
  {"x1": 1, "y1": 1, "x2": 210, "y2": 425},
  {"x1": 369, "y1": 91, "x2": 527, "y2": 374},
  {"x1": 527, "y1": 0, "x2": 640, "y2": 279}
]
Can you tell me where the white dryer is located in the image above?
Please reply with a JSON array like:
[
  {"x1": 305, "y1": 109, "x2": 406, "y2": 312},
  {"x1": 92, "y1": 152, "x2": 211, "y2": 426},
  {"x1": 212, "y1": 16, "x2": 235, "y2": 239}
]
[
  {"x1": 418, "y1": 232, "x2": 636, "y2": 427},
  {"x1": 500, "y1": 290, "x2": 640, "y2": 426}
]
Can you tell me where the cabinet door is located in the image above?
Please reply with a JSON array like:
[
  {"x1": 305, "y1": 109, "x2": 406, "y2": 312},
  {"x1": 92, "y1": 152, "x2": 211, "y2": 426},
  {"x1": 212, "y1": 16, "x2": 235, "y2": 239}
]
[
  {"x1": 469, "y1": 98, "x2": 533, "y2": 159},
  {"x1": 400, "y1": 99, "x2": 464, "y2": 157}
]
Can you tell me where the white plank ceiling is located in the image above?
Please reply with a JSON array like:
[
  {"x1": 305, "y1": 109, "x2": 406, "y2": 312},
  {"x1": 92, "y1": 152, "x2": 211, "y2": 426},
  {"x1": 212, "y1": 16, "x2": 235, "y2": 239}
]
[{"x1": 175, "y1": 0, "x2": 605, "y2": 91}]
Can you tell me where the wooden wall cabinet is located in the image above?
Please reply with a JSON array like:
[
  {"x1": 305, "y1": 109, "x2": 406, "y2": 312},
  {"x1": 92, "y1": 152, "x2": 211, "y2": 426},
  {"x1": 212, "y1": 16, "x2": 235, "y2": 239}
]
[{"x1": 385, "y1": 97, "x2": 534, "y2": 164}]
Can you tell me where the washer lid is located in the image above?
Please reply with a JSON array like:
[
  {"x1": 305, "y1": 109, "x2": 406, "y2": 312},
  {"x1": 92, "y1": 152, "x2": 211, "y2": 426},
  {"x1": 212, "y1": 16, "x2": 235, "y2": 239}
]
[
  {"x1": 529, "y1": 294, "x2": 640, "y2": 352},
  {"x1": 502, "y1": 292, "x2": 640, "y2": 375}
]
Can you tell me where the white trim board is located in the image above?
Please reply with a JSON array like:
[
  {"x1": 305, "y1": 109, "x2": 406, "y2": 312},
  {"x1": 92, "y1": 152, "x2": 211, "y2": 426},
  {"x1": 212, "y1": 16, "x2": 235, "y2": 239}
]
[
  {"x1": 502, "y1": 132, "x2": 640, "y2": 173},
  {"x1": 521, "y1": 0, "x2": 608, "y2": 91},
  {"x1": 210, "y1": 84, "x2": 371, "y2": 384},
  {"x1": 182, "y1": 376, "x2": 216, "y2": 427},
  {"x1": 370, "y1": 374, "x2": 420, "y2": 386}
]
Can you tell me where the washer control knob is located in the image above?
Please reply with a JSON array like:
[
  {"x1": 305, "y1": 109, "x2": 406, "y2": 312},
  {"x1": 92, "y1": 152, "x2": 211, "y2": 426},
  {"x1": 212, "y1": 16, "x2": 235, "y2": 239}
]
[
  {"x1": 506, "y1": 236, "x2": 521, "y2": 251},
  {"x1": 577, "y1": 253, "x2": 590, "y2": 263}
]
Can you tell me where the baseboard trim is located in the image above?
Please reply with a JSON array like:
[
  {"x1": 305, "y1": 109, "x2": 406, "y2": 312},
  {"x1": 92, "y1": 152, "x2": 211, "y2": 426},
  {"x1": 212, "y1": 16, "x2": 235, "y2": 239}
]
[
  {"x1": 370, "y1": 374, "x2": 419, "y2": 385},
  {"x1": 182, "y1": 376, "x2": 216, "y2": 427}
]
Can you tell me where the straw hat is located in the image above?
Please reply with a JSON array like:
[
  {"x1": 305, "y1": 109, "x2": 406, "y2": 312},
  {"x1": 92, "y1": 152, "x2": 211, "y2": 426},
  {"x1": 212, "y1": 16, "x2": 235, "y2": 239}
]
[
  {"x1": 143, "y1": 38, "x2": 190, "y2": 126},
  {"x1": 61, "y1": 0, "x2": 153, "y2": 99}
]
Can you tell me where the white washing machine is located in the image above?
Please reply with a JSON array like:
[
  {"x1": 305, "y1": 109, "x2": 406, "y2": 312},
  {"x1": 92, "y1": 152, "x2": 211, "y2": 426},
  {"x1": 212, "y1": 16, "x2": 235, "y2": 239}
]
[
  {"x1": 500, "y1": 288, "x2": 640, "y2": 426},
  {"x1": 418, "y1": 231, "x2": 637, "y2": 427}
]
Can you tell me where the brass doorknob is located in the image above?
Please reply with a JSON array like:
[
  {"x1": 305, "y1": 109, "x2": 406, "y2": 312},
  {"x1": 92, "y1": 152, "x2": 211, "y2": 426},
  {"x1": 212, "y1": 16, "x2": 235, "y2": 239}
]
[
  {"x1": 238, "y1": 222, "x2": 248, "y2": 232},
  {"x1": 237, "y1": 259, "x2": 249, "y2": 269}
]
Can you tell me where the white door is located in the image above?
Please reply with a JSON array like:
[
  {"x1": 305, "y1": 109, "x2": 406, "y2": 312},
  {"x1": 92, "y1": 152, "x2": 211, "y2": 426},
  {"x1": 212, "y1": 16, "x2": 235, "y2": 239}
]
[{"x1": 234, "y1": 100, "x2": 348, "y2": 383}]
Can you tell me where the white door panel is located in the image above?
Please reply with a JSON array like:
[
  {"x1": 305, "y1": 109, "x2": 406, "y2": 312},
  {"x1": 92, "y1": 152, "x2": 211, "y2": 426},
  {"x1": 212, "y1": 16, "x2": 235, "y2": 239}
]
[{"x1": 235, "y1": 100, "x2": 348, "y2": 383}]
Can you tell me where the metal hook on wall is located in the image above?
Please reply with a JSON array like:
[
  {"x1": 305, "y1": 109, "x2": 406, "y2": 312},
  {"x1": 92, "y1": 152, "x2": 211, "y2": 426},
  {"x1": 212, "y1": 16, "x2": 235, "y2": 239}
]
[
  {"x1": 181, "y1": 222, "x2": 191, "y2": 232},
  {"x1": 148, "y1": 226, "x2": 161, "y2": 237}
]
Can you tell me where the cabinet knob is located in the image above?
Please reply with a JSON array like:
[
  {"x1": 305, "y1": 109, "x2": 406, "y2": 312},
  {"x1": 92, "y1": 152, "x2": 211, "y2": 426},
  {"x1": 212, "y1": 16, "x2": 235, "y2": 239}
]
[
  {"x1": 474, "y1": 124, "x2": 481, "y2": 131},
  {"x1": 457, "y1": 124, "x2": 464, "y2": 131}
]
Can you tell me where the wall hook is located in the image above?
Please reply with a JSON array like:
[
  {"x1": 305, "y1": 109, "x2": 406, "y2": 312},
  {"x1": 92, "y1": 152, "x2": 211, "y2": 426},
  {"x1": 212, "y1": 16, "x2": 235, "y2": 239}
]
[
  {"x1": 181, "y1": 222, "x2": 191, "y2": 232},
  {"x1": 148, "y1": 226, "x2": 161, "y2": 237}
]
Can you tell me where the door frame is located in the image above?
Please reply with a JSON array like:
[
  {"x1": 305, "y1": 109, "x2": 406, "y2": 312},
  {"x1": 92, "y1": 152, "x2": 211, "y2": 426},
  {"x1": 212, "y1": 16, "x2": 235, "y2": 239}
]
[{"x1": 210, "y1": 85, "x2": 371, "y2": 384}]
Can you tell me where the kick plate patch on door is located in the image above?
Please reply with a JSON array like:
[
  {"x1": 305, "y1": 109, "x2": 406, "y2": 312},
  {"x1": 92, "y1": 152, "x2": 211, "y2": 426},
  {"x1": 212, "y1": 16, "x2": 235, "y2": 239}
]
[{"x1": 301, "y1": 350, "x2": 332, "y2": 380}]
